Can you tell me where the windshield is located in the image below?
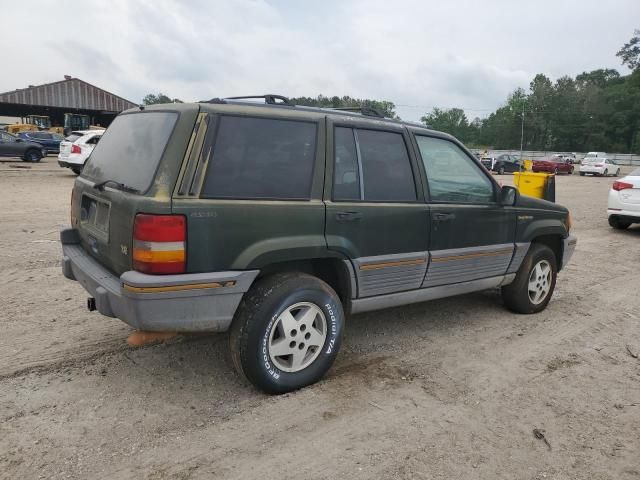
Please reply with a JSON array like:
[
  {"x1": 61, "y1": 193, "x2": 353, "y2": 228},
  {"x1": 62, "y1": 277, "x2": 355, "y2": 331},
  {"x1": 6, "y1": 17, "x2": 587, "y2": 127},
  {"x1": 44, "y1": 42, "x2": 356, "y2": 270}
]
[{"x1": 81, "y1": 111, "x2": 178, "y2": 193}]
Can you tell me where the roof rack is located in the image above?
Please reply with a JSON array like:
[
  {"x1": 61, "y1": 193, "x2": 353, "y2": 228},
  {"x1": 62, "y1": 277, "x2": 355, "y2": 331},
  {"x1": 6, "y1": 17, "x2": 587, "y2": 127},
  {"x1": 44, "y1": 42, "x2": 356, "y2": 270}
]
[
  {"x1": 225, "y1": 94, "x2": 294, "y2": 106},
  {"x1": 330, "y1": 106, "x2": 385, "y2": 118}
]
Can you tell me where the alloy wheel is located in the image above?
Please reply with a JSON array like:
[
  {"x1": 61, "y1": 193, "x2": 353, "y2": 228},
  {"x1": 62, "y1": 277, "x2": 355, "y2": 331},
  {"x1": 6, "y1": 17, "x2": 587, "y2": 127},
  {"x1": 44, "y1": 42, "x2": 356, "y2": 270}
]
[
  {"x1": 268, "y1": 302, "x2": 327, "y2": 373},
  {"x1": 528, "y1": 260, "x2": 552, "y2": 305}
]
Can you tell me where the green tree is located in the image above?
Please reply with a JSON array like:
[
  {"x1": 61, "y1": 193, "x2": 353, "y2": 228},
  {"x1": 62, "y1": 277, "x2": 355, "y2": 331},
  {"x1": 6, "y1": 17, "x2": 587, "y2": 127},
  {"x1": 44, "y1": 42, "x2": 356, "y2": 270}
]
[
  {"x1": 617, "y1": 29, "x2": 640, "y2": 71},
  {"x1": 142, "y1": 93, "x2": 183, "y2": 105},
  {"x1": 420, "y1": 107, "x2": 470, "y2": 141}
]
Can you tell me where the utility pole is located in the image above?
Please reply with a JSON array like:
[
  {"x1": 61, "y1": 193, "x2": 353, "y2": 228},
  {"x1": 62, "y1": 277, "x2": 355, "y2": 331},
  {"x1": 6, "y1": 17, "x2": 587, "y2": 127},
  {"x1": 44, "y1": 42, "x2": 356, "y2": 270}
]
[{"x1": 520, "y1": 100, "x2": 525, "y2": 160}]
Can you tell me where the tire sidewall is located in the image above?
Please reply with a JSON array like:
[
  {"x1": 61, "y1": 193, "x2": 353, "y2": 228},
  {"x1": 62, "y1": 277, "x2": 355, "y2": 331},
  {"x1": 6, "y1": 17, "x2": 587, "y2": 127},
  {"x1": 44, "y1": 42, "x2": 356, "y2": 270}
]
[
  {"x1": 520, "y1": 245, "x2": 557, "y2": 313},
  {"x1": 243, "y1": 279, "x2": 344, "y2": 393}
]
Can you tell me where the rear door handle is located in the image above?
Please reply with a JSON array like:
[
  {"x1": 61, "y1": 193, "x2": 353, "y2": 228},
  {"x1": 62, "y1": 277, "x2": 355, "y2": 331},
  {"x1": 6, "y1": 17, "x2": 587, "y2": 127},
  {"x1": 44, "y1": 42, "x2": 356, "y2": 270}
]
[
  {"x1": 432, "y1": 212, "x2": 455, "y2": 221},
  {"x1": 335, "y1": 211, "x2": 362, "y2": 222}
]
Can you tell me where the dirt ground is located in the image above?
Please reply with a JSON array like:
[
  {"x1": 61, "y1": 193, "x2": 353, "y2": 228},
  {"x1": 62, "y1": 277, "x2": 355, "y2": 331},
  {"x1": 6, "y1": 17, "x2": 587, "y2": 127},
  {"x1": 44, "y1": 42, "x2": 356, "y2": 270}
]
[{"x1": 1, "y1": 157, "x2": 639, "y2": 480}]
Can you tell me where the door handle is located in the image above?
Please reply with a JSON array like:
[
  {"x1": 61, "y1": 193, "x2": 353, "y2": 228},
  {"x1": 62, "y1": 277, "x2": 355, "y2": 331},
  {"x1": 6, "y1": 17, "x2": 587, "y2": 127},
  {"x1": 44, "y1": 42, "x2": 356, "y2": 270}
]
[
  {"x1": 432, "y1": 212, "x2": 455, "y2": 221},
  {"x1": 335, "y1": 211, "x2": 362, "y2": 222}
]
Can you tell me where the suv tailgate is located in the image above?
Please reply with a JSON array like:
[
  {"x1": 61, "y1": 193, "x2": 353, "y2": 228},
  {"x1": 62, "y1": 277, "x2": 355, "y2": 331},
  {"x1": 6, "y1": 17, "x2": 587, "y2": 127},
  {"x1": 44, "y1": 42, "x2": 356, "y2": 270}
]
[{"x1": 70, "y1": 105, "x2": 199, "y2": 276}]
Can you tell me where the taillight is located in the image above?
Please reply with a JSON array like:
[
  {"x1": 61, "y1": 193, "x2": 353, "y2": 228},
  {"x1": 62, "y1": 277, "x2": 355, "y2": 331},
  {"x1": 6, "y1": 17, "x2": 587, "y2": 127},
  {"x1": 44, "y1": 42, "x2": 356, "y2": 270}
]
[
  {"x1": 133, "y1": 214, "x2": 186, "y2": 274},
  {"x1": 613, "y1": 181, "x2": 633, "y2": 191},
  {"x1": 71, "y1": 144, "x2": 82, "y2": 154}
]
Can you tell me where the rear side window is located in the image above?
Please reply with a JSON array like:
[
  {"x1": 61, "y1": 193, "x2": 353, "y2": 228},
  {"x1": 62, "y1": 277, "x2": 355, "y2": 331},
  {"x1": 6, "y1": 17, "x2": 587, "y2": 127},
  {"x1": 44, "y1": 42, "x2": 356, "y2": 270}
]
[
  {"x1": 82, "y1": 112, "x2": 177, "y2": 192},
  {"x1": 201, "y1": 116, "x2": 316, "y2": 200},
  {"x1": 333, "y1": 127, "x2": 361, "y2": 201},
  {"x1": 333, "y1": 127, "x2": 416, "y2": 202}
]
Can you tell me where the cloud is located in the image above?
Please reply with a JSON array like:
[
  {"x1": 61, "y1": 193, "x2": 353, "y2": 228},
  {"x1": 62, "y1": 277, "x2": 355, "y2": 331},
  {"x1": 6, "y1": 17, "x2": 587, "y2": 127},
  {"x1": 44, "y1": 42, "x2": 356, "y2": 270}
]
[{"x1": 1, "y1": 0, "x2": 638, "y2": 120}]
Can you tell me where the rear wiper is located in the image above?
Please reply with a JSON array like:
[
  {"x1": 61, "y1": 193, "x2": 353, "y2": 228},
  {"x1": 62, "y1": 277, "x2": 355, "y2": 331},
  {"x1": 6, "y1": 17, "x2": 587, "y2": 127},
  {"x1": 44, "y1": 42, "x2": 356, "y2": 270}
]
[{"x1": 93, "y1": 179, "x2": 140, "y2": 194}]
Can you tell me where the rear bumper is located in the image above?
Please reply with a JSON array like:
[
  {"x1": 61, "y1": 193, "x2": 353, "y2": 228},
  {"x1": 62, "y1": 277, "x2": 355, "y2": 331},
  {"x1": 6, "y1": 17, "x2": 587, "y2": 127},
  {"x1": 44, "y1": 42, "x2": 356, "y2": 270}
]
[
  {"x1": 60, "y1": 228, "x2": 259, "y2": 332},
  {"x1": 562, "y1": 235, "x2": 577, "y2": 269},
  {"x1": 608, "y1": 210, "x2": 640, "y2": 222}
]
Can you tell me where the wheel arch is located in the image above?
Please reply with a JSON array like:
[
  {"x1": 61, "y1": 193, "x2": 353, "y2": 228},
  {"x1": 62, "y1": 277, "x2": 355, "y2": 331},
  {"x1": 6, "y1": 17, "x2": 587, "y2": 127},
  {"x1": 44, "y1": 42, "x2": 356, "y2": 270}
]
[
  {"x1": 255, "y1": 257, "x2": 356, "y2": 309},
  {"x1": 530, "y1": 234, "x2": 563, "y2": 271}
]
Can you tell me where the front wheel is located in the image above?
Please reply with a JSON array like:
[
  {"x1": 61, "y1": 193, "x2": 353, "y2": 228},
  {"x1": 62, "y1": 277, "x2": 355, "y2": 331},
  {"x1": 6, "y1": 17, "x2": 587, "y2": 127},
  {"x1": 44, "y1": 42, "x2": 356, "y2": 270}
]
[
  {"x1": 502, "y1": 243, "x2": 557, "y2": 314},
  {"x1": 614, "y1": 169, "x2": 620, "y2": 177},
  {"x1": 229, "y1": 273, "x2": 344, "y2": 394}
]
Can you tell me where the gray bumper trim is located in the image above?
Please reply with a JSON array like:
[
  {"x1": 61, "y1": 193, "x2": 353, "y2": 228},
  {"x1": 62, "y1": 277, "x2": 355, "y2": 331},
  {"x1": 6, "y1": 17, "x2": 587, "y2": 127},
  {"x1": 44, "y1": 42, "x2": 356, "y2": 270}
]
[
  {"x1": 562, "y1": 234, "x2": 577, "y2": 269},
  {"x1": 61, "y1": 229, "x2": 259, "y2": 332}
]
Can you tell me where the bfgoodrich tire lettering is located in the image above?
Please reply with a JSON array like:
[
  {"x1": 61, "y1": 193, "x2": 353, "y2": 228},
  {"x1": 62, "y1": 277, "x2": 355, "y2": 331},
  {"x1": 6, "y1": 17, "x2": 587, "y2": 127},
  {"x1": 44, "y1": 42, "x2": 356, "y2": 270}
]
[
  {"x1": 501, "y1": 243, "x2": 557, "y2": 314},
  {"x1": 229, "y1": 272, "x2": 344, "y2": 394}
]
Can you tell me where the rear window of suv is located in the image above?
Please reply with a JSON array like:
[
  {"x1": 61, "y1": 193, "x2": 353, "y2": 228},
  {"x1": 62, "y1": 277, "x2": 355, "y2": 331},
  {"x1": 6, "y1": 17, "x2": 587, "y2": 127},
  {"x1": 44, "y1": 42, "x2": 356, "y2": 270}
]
[
  {"x1": 201, "y1": 116, "x2": 317, "y2": 200},
  {"x1": 81, "y1": 112, "x2": 178, "y2": 193}
]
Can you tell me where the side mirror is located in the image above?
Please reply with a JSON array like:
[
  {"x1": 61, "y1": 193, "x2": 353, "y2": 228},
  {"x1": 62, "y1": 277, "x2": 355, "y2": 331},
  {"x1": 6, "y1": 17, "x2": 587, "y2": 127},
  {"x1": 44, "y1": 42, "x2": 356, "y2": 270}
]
[{"x1": 500, "y1": 185, "x2": 518, "y2": 206}]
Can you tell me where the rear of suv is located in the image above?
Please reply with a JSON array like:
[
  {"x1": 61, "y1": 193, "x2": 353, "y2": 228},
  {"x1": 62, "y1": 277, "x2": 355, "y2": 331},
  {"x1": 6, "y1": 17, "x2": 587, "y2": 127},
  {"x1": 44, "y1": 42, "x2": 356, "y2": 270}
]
[{"x1": 61, "y1": 98, "x2": 576, "y2": 393}]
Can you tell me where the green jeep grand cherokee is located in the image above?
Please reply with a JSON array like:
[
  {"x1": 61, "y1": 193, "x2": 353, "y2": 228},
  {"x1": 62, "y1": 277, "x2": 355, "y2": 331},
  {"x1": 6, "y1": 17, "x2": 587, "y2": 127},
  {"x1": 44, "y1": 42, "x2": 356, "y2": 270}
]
[{"x1": 61, "y1": 95, "x2": 576, "y2": 393}]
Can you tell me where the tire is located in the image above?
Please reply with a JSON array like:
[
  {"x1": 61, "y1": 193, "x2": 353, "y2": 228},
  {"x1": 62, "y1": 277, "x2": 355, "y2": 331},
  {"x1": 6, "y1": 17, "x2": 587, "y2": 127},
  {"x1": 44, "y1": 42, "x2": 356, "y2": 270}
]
[
  {"x1": 229, "y1": 272, "x2": 344, "y2": 394},
  {"x1": 603, "y1": 169, "x2": 608, "y2": 177},
  {"x1": 569, "y1": 167, "x2": 574, "y2": 174},
  {"x1": 24, "y1": 149, "x2": 42, "y2": 162},
  {"x1": 501, "y1": 243, "x2": 557, "y2": 314},
  {"x1": 614, "y1": 169, "x2": 620, "y2": 177},
  {"x1": 498, "y1": 166, "x2": 505, "y2": 175},
  {"x1": 579, "y1": 172, "x2": 585, "y2": 176},
  {"x1": 71, "y1": 167, "x2": 82, "y2": 175},
  {"x1": 609, "y1": 216, "x2": 631, "y2": 230},
  {"x1": 553, "y1": 167, "x2": 559, "y2": 175}
]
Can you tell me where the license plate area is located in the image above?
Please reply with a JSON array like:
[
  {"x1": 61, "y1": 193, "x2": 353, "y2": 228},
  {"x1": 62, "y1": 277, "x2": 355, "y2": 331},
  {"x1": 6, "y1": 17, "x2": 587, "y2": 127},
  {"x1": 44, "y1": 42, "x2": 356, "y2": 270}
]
[{"x1": 80, "y1": 193, "x2": 110, "y2": 240}]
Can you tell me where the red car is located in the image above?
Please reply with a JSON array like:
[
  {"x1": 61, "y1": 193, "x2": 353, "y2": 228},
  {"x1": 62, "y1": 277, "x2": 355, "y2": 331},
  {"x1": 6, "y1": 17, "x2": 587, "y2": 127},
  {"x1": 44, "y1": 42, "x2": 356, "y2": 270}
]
[{"x1": 532, "y1": 155, "x2": 574, "y2": 174}]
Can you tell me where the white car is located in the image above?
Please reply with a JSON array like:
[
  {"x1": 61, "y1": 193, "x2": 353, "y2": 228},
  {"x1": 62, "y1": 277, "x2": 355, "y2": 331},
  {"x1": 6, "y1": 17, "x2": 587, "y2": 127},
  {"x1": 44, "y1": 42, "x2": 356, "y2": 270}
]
[
  {"x1": 608, "y1": 168, "x2": 640, "y2": 229},
  {"x1": 579, "y1": 152, "x2": 620, "y2": 177},
  {"x1": 58, "y1": 129, "x2": 104, "y2": 175}
]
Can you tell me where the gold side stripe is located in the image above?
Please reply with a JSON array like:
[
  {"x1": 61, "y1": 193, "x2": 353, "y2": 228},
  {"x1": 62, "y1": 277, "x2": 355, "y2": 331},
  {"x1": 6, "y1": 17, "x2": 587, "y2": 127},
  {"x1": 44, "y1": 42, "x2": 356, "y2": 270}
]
[
  {"x1": 431, "y1": 249, "x2": 513, "y2": 263},
  {"x1": 123, "y1": 281, "x2": 236, "y2": 294},
  {"x1": 360, "y1": 258, "x2": 426, "y2": 271}
]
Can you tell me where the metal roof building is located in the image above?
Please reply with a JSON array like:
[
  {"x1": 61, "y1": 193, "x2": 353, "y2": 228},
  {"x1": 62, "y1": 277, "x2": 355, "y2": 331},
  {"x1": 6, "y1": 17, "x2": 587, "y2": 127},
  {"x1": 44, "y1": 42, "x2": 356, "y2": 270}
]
[{"x1": 0, "y1": 75, "x2": 137, "y2": 128}]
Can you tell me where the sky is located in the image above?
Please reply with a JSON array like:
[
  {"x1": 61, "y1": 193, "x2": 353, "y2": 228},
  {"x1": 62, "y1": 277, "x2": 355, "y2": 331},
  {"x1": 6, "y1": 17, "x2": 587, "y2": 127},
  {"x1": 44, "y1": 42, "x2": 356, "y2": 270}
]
[{"x1": 1, "y1": 0, "x2": 638, "y2": 121}]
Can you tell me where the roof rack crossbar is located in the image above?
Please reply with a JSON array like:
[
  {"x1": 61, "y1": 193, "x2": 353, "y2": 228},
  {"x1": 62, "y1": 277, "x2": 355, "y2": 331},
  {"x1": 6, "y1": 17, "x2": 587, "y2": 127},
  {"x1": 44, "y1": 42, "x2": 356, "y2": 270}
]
[
  {"x1": 224, "y1": 94, "x2": 294, "y2": 106},
  {"x1": 331, "y1": 106, "x2": 385, "y2": 118}
]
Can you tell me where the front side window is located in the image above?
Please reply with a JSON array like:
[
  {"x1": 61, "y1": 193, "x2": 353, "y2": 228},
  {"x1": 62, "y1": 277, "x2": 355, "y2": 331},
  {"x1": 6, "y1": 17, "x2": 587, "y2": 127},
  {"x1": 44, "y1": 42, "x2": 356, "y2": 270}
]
[
  {"x1": 416, "y1": 135, "x2": 495, "y2": 204},
  {"x1": 201, "y1": 116, "x2": 317, "y2": 200}
]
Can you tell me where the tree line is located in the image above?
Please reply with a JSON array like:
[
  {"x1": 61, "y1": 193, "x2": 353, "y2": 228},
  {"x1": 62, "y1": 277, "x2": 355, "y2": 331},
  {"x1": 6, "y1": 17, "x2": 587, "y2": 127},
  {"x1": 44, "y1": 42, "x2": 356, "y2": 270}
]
[{"x1": 142, "y1": 30, "x2": 640, "y2": 153}]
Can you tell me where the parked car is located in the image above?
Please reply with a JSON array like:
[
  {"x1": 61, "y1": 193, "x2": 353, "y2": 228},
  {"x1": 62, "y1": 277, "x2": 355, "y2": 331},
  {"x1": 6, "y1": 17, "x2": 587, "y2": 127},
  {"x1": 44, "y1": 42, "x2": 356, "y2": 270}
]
[
  {"x1": 480, "y1": 155, "x2": 496, "y2": 170},
  {"x1": 579, "y1": 153, "x2": 620, "y2": 176},
  {"x1": 491, "y1": 154, "x2": 523, "y2": 174},
  {"x1": 532, "y1": 155, "x2": 574, "y2": 174},
  {"x1": 58, "y1": 130, "x2": 104, "y2": 175},
  {"x1": 557, "y1": 153, "x2": 577, "y2": 164},
  {"x1": 0, "y1": 131, "x2": 45, "y2": 162},
  {"x1": 17, "y1": 131, "x2": 65, "y2": 155},
  {"x1": 60, "y1": 97, "x2": 576, "y2": 393},
  {"x1": 608, "y1": 168, "x2": 640, "y2": 230}
]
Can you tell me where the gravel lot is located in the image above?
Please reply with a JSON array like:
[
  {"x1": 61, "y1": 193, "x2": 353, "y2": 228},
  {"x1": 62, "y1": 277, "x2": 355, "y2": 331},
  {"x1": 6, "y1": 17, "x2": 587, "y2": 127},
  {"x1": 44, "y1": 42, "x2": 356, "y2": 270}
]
[{"x1": 1, "y1": 157, "x2": 639, "y2": 480}]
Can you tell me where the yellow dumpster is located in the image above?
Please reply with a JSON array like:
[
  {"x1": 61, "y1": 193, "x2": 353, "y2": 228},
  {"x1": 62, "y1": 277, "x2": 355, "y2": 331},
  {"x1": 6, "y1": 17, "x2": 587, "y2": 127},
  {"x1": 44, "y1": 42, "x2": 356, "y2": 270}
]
[
  {"x1": 523, "y1": 159, "x2": 533, "y2": 171},
  {"x1": 513, "y1": 171, "x2": 555, "y2": 201}
]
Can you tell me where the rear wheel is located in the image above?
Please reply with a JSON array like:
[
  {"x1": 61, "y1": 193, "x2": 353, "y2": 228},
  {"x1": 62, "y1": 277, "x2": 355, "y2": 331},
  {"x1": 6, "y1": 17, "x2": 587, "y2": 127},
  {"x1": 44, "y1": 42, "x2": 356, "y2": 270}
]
[
  {"x1": 502, "y1": 243, "x2": 557, "y2": 314},
  {"x1": 609, "y1": 216, "x2": 631, "y2": 230},
  {"x1": 71, "y1": 167, "x2": 82, "y2": 175},
  {"x1": 24, "y1": 149, "x2": 42, "y2": 162},
  {"x1": 229, "y1": 272, "x2": 344, "y2": 394},
  {"x1": 603, "y1": 169, "x2": 608, "y2": 176}
]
